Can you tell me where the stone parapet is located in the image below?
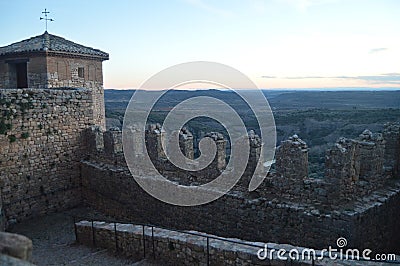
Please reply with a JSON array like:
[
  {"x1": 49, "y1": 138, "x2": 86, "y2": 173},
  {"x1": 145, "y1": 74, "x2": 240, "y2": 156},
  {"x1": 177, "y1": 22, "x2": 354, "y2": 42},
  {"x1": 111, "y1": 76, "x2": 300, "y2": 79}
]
[
  {"x1": 75, "y1": 218, "x2": 400, "y2": 265},
  {"x1": 80, "y1": 158, "x2": 400, "y2": 253},
  {"x1": 383, "y1": 123, "x2": 400, "y2": 177},
  {"x1": 275, "y1": 134, "x2": 308, "y2": 180}
]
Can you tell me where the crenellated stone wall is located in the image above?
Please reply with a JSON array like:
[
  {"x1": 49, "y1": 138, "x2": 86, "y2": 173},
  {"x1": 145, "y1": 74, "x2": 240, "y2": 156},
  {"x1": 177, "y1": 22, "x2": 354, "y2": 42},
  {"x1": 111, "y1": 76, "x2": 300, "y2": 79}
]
[
  {"x1": 357, "y1": 129, "x2": 385, "y2": 181},
  {"x1": 179, "y1": 127, "x2": 194, "y2": 159},
  {"x1": 273, "y1": 134, "x2": 309, "y2": 196},
  {"x1": 325, "y1": 137, "x2": 360, "y2": 200},
  {"x1": 383, "y1": 123, "x2": 400, "y2": 177},
  {"x1": 79, "y1": 124, "x2": 400, "y2": 253}
]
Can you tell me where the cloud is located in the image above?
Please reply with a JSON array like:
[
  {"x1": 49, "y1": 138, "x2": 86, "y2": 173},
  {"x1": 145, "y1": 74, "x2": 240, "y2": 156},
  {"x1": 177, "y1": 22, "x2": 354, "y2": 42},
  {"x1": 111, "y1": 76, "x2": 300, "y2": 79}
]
[
  {"x1": 382, "y1": 73, "x2": 400, "y2": 76},
  {"x1": 183, "y1": 0, "x2": 234, "y2": 17},
  {"x1": 261, "y1": 76, "x2": 331, "y2": 79},
  {"x1": 333, "y1": 73, "x2": 400, "y2": 80},
  {"x1": 369, "y1": 48, "x2": 388, "y2": 54},
  {"x1": 335, "y1": 73, "x2": 400, "y2": 84},
  {"x1": 260, "y1": 73, "x2": 400, "y2": 85},
  {"x1": 283, "y1": 76, "x2": 326, "y2": 79},
  {"x1": 277, "y1": 0, "x2": 339, "y2": 11}
]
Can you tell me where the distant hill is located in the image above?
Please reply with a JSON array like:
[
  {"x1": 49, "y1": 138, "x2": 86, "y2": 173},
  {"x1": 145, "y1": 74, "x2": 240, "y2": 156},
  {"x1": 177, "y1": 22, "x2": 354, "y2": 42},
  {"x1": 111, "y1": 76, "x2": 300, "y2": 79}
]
[
  {"x1": 105, "y1": 89, "x2": 400, "y2": 111},
  {"x1": 104, "y1": 89, "x2": 400, "y2": 178},
  {"x1": 267, "y1": 90, "x2": 400, "y2": 109}
]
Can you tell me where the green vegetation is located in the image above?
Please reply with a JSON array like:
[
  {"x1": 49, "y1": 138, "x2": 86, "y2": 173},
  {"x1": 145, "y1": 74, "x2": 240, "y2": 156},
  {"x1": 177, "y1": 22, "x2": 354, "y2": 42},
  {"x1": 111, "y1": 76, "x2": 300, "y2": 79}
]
[
  {"x1": 8, "y1": 134, "x2": 16, "y2": 143},
  {"x1": 21, "y1": 132, "x2": 30, "y2": 139},
  {"x1": 0, "y1": 94, "x2": 35, "y2": 140},
  {"x1": 0, "y1": 119, "x2": 12, "y2": 135}
]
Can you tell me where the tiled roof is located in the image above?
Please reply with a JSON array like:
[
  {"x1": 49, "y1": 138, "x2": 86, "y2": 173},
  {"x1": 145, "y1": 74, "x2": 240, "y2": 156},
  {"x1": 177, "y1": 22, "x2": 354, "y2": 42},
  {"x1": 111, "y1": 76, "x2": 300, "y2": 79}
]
[{"x1": 0, "y1": 31, "x2": 109, "y2": 59}]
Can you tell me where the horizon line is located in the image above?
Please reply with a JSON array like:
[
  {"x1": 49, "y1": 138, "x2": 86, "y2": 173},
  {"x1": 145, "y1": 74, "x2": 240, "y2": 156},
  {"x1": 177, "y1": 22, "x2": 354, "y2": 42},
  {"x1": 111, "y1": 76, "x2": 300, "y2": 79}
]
[{"x1": 104, "y1": 87, "x2": 400, "y2": 91}]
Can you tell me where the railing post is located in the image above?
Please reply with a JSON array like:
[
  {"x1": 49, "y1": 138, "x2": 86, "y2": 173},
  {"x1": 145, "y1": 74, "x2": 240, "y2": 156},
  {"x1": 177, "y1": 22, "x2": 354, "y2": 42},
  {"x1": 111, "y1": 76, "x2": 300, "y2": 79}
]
[
  {"x1": 73, "y1": 216, "x2": 78, "y2": 243},
  {"x1": 152, "y1": 226, "x2": 155, "y2": 259},
  {"x1": 207, "y1": 236, "x2": 210, "y2": 266},
  {"x1": 142, "y1": 225, "x2": 146, "y2": 259},
  {"x1": 114, "y1": 222, "x2": 118, "y2": 252},
  {"x1": 91, "y1": 220, "x2": 96, "y2": 246}
]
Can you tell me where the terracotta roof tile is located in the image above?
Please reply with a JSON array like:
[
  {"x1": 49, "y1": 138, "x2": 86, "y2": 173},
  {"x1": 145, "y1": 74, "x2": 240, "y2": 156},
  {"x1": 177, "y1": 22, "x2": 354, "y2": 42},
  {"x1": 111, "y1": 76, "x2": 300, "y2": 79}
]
[{"x1": 0, "y1": 31, "x2": 109, "y2": 59}]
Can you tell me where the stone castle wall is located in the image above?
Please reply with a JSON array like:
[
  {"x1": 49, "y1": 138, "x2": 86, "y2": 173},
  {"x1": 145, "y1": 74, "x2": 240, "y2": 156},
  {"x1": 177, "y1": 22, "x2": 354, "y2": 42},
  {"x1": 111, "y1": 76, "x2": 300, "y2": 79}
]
[
  {"x1": 384, "y1": 123, "x2": 400, "y2": 177},
  {"x1": 80, "y1": 155, "x2": 400, "y2": 253},
  {"x1": 79, "y1": 124, "x2": 400, "y2": 253},
  {"x1": 0, "y1": 55, "x2": 106, "y2": 129},
  {"x1": 0, "y1": 189, "x2": 3, "y2": 231},
  {"x1": 0, "y1": 88, "x2": 100, "y2": 224},
  {"x1": 0, "y1": 56, "x2": 46, "y2": 89},
  {"x1": 0, "y1": 55, "x2": 104, "y2": 90},
  {"x1": 46, "y1": 56, "x2": 106, "y2": 129},
  {"x1": 75, "y1": 220, "x2": 367, "y2": 266},
  {"x1": 45, "y1": 56, "x2": 104, "y2": 89}
]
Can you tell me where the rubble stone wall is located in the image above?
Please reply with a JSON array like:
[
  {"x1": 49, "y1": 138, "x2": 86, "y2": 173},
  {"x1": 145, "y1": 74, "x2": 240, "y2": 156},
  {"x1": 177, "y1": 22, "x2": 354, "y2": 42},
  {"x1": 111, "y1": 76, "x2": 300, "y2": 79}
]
[
  {"x1": 384, "y1": 123, "x2": 400, "y2": 177},
  {"x1": 46, "y1": 56, "x2": 104, "y2": 89},
  {"x1": 0, "y1": 190, "x2": 3, "y2": 231},
  {"x1": 0, "y1": 56, "x2": 47, "y2": 89},
  {"x1": 46, "y1": 56, "x2": 106, "y2": 129},
  {"x1": 0, "y1": 88, "x2": 100, "y2": 224},
  {"x1": 80, "y1": 158, "x2": 400, "y2": 253},
  {"x1": 75, "y1": 220, "x2": 358, "y2": 266},
  {"x1": 0, "y1": 55, "x2": 106, "y2": 129},
  {"x1": 79, "y1": 124, "x2": 400, "y2": 253}
]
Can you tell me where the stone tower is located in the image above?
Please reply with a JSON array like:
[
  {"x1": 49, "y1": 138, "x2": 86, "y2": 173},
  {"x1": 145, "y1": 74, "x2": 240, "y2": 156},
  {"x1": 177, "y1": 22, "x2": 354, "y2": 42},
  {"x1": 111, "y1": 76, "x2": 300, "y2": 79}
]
[
  {"x1": 0, "y1": 32, "x2": 108, "y2": 224},
  {"x1": 0, "y1": 31, "x2": 109, "y2": 129}
]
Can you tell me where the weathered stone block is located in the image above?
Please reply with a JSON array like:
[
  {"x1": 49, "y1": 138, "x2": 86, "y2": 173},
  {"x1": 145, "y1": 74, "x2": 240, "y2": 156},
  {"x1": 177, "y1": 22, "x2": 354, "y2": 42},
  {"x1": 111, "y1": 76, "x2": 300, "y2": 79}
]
[{"x1": 0, "y1": 232, "x2": 32, "y2": 261}]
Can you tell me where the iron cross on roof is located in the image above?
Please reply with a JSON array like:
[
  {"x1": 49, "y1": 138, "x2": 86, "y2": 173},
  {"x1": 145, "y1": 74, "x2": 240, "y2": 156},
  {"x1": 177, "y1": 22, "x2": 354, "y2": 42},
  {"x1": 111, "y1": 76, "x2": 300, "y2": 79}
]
[{"x1": 40, "y1": 8, "x2": 54, "y2": 32}]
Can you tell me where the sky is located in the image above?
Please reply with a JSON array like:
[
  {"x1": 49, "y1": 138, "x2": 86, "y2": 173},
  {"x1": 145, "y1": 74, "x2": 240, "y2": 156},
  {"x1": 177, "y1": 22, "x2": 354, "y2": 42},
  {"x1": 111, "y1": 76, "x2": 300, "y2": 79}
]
[{"x1": 0, "y1": 0, "x2": 400, "y2": 89}]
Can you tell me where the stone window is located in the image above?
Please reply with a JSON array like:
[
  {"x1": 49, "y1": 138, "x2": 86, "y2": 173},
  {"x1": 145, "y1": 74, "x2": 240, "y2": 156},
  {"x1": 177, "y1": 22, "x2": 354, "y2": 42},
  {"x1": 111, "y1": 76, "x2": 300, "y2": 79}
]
[{"x1": 78, "y1": 67, "x2": 85, "y2": 78}]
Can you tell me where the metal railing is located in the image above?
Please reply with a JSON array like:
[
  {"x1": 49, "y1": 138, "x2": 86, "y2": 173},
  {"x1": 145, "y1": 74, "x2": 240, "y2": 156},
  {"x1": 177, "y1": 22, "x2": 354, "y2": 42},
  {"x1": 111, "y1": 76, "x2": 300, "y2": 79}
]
[{"x1": 72, "y1": 216, "x2": 400, "y2": 266}]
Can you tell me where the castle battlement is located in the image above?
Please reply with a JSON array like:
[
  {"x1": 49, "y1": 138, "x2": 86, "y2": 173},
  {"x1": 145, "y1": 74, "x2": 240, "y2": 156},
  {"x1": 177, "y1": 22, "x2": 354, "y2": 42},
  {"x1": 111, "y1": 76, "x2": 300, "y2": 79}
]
[
  {"x1": 79, "y1": 124, "x2": 400, "y2": 252},
  {"x1": 80, "y1": 122, "x2": 400, "y2": 207}
]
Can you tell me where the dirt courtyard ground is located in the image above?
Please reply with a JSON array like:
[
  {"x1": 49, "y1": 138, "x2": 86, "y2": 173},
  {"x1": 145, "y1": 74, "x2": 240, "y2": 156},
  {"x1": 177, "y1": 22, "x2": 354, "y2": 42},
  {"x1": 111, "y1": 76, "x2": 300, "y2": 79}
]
[{"x1": 7, "y1": 207, "x2": 158, "y2": 266}]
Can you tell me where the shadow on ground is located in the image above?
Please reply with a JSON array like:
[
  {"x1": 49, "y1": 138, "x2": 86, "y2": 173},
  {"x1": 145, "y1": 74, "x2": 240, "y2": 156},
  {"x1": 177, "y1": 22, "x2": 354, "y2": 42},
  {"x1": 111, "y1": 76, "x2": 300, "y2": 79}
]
[{"x1": 7, "y1": 207, "x2": 160, "y2": 266}]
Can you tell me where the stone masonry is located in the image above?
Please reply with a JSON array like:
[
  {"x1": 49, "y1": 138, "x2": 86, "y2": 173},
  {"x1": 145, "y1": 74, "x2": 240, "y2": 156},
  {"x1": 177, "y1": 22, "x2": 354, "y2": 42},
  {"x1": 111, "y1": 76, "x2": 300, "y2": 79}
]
[
  {"x1": 0, "y1": 88, "x2": 101, "y2": 224},
  {"x1": 383, "y1": 123, "x2": 400, "y2": 177},
  {"x1": 79, "y1": 124, "x2": 400, "y2": 253},
  {"x1": 75, "y1": 220, "x2": 387, "y2": 266},
  {"x1": 0, "y1": 31, "x2": 108, "y2": 225},
  {"x1": 274, "y1": 134, "x2": 308, "y2": 196},
  {"x1": 0, "y1": 31, "x2": 108, "y2": 129}
]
